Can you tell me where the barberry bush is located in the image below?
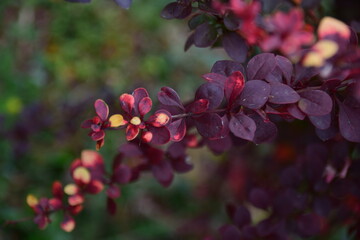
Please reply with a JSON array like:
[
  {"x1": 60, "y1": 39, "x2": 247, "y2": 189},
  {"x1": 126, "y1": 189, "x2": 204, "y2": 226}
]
[{"x1": 2, "y1": 0, "x2": 360, "y2": 239}]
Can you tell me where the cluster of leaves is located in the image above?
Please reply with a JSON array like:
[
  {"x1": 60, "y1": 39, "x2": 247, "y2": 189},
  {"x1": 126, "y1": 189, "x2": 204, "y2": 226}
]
[{"x1": 25, "y1": 0, "x2": 360, "y2": 239}]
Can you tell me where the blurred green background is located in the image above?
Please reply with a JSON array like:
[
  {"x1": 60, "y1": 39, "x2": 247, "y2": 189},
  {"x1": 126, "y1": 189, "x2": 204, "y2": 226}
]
[{"x1": 0, "y1": 0, "x2": 229, "y2": 239}]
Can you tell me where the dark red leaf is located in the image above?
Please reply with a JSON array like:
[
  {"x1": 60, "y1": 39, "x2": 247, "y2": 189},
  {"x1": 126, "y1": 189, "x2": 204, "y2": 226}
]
[
  {"x1": 94, "y1": 99, "x2": 109, "y2": 121},
  {"x1": 106, "y1": 184, "x2": 121, "y2": 199},
  {"x1": 222, "y1": 32, "x2": 248, "y2": 62},
  {"x1": 125, "y1": 124, "x2": 139, "y2": 141},
  {"x1": 113, "y1": 165, "x2": 131, "y2": 184},
  {"x1": 91, "y1": 130, "x2": 105, "y2": 141},
  {"x1": 220, "y1": 225, "x2": 242, "y2": 239},
  {"x1": 298, "y1": 90, "x2": 333, "y2": 116},
  {"x1": 229, "y1": 113, "x2": 256, "y2": 141},
  {"x1": 193, "y1": 22, "x2": 218, "y2": 48},
  {"x1": 188, "y1": 99, "x2": 209, "y2": 114},
  {"x1": 211, "y1": 60, "x2": 245, "y2": 77},
  {"x1": 247, "y1": 53, "x2": 276, "y2": 80},
  {"x1": 119, "y1": 94, "x2": 135, "y2": 114},
  {"x1": 338, "y1": 101, "x2": 360, "y2": 142},
  {"x1": 52, "y1": 181, "x2": 63, "y2": 199},
  {"x1": 238, "y1": 80, "x2": 271, "y2": 109},
  {"x1": 233, "y1": 206, "x2": 251, "y2": 228},
  {"x1": 225, "y1": 71, "x2": 245, "y2": 105},
  {"x1": 268, "y1": 82, "x2": 300, "y2": 104},
  {"x1": 81, "y1": 119, "x2": 93, "y2": 128},
  {"x1": 195, "y1": 82, "x2": 224, "y2": 109},
  {"x1": 194, "y1": 113, "x2": 224, "y2": 139}
]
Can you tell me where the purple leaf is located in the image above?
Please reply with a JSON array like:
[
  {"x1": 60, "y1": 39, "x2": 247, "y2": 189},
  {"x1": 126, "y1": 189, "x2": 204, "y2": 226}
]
[
  {"x1": 113, "y1": 165, "x2": 131, "y2": 184},
  {"x1": 94, "y1": 99, "x2": 109, "y2": 121},
  {"x1": 211, "y1": 60, "x2": 245, "y2": 77},
  {"x1": 251, "y1": 114, "x2": 278, "y2": 144},
  {"x1": 113, "y1": 0, "x2": 132, "y2": 9},
  {"x1": 188, "y1": 99, "x2": 209, "y2": 114},
  {"x1": 201, "y1": 73, "x2": 227, "y2": 86},
  {"x1": 287, "y1": 104, "x2": 306, "y2": 120},
  {"x1": 309, "y1": 113, "x2": 331, "y2": 130},
  {"x1": 184, "y1": 33, "x2": 195, "y2": 51},
  {"x1": 229, "y1": 113, "x2": 256, "y2": 141},
  {"x1": 297, "y1": 213, "x2": 322, "y2": 237},
  {"x1": 268, "y1": 82, "x2": 300, "y2": 104},
  {"x1": 193, "y1": 22, "x2": 218, "y2": 48},
  {"x1": 151, "y1": 160, "x2": 174, "y2": 187},
  {"x1": 338, "y1": 101, "x2": 360, "y2": 142},
  {"x1": 247, "y1": 53, "x2": 276, "y2": 80},
  {"x1": 195, "y1": 82, "x2": 224, "y2": 109},
  {"x1": 298, "y1": 90, "x2": 333, "y2": 116},
  {"x1": 161, "y1": 2, "x2": 192, "y2": 19},
  {"x1": 194, "y1": 113, "x2": 224, "y2": 139},
  {"x1": 238, "y1": 80, "x2": 271, "y2": 109},
  {"x1": 220, "y1": 225, "x2": 242, "y2": 240},
  {"x1": 222, "y1": 32, "x2": 248, "y2": 63},
  {"x1": 158, "y1": 87, "x2": 184, "y2": 110},
  {"x1": 265, "y1": 55, "x2": 293, "y2": 84}
]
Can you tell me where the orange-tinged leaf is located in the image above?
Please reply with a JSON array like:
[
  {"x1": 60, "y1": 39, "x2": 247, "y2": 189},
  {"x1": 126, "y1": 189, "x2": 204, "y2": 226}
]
[
  {"x1": 109, "y1": 114, "x2": 126, "y2": 127},
  {"x1": 318, "y1": 17, "x2": 350, "y2": 39}
]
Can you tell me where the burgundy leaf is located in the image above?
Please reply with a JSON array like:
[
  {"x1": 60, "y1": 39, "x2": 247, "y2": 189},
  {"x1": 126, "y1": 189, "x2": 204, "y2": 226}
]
[
  {"x1": 298, "y1": 90, "x2": 333, "y2": 116},
  {"x1": 188, "y1": 99, "x2": 209, "y2": 114},
  {"x1": 338, "y1": 101, "x2": 360, "y2": 142},
  {"x1": 238, "y1": 80, "x2": 271, "y2": 109},
  {"x1": 106, "y1": 184, "x2": 121, "y2": 199},
  {"x1": 309, "y1": 113, "x2": 331, "y2": 130},
  {"x1": 247, "y1": 53, "x2": 276, "y2": 80},
  {"x1": 91, "y1": 130, "x2": 105, "y2": 141},
  {"x1": 167, "y1": 119, "x2": 186, "y2": 142},
  {"x1": 148, "y1": 126, "x2": 171, "y2": 145},
  {"x1": 220, "y1": 225, "x2": 242, "y2": 240},
  {"x1": 225, "y1": 71, "x2": 245, "y2": 104},
  {"x1": 158, "y1": 87, "x2": 184, "y2": 109},
  {"x1": 229, "y1": 113, "x2": 256, "y2": 141},
  {"x1": 268, "y1": 82, "x2": 300, "y2": 104},
  {"x1": 151, "y1": 160, "x2": 174, "y2": 187},
  {"x1": 222, "y1": 32, "x2": 248, "y2": 63},
  {"x1": 297, "y1": 213, "x2": 322, "y2": 237},
  {"x1": 138, "y1": 97, "x2": 152, "y2": 116},
  {"x1": 81, "y1": 119, "x2": 93, "y2": 128},
  {"x1": 211, "y1": 60, "x2": 245, "y2": 77},
  {"x1": 206, "y1": 136, "x2": 232, "y2": 154},
  {"x1": 195, "y1": 82, "x2": 224, "y2": 109},
  {"x1": 193, "y1": 22, "x2": 218, "y2": 48},
  {"x1": 194, "y1": 113, "x2": 224, "y2": 139},
  {"x1": 94, "y1": 99, "x2": 109, "y2": 121},
  {"x1": 125, "y1": 124, "x2": 139, "y2": 141}
]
